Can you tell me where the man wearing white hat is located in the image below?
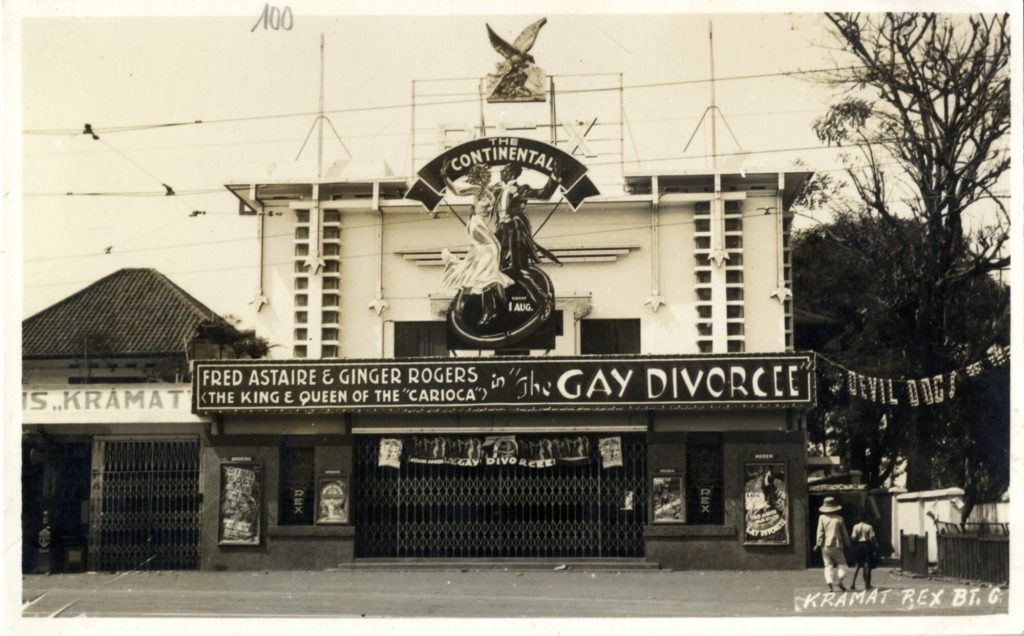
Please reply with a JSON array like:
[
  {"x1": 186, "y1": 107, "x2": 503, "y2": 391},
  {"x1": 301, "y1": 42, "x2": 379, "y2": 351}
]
[{"x1": 814, "y1": 496, "x2": 852, "y2": 592}]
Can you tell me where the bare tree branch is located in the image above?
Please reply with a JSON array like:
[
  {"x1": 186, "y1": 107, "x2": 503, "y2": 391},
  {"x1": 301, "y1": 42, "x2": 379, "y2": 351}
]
[{"x1": 810, "y1": 12, "x2": 1011, "y2": 492}]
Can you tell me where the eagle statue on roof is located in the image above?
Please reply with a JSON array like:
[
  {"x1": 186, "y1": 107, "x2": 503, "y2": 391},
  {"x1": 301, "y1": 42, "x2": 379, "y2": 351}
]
[{"x1": 485, "y1": 18, "x2": 548, "y2": 103}]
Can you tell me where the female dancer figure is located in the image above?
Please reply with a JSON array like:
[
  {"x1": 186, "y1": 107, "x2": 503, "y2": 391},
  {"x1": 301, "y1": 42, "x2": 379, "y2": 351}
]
[{"x1": 440, "y1": 162, "x2": 513, "y2": 326}]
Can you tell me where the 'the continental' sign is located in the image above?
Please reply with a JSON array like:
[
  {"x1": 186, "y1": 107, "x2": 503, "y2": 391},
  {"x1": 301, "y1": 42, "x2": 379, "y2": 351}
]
[
  {"x1": 193, "y1": 354, "x2": 814, "y2": 414},
  {"x1": 405, "y1": 136, "x2": 600, "y2": 211}
]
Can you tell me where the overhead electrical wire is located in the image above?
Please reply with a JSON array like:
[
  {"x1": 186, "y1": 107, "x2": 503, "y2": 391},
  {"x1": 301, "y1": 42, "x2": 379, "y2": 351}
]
[
  {"x1": 23, "y1": 59, "x2": 972, "y2": 138},
  {"x1": 25, "y1": 189, "x2": 224, "y2": 197},
  {"x1": 23, "y1": 136, "x2": 1011, "y2": 199},
  {"x1": 20, "y1": 58, "x2": 1011, "y2": 276},
  {"x1": 22, "y1": 208, "x2": 809, "y2": 290},
  {"x1": 25, "y1": 133, "x2": 216, "y2": 277},
  {"x1": 23, "y1": 188, "x2": 1010, "y2": 284},
  {"x1": 28, "y1": 214, "x2": 199, "y2": 283},
  {"x1": 23, "y1": 107, "x2": 837, "y2": 159}
]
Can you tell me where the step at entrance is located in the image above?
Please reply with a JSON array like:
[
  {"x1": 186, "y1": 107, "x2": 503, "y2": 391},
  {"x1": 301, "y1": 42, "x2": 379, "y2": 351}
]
[{"x1": 337, "y1": 558, "x2": 662, "y2": 571}]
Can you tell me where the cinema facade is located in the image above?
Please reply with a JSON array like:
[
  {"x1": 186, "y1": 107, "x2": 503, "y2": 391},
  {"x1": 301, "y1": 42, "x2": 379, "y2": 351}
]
[{"x1": 188, "y1": 118, "x2": 816, "y2": 570}]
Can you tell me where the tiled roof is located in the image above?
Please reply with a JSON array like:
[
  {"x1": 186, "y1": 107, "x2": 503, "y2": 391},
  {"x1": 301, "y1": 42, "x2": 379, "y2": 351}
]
[{"x1": 23, "y1": 268, "x2": 223, "y2": 358}]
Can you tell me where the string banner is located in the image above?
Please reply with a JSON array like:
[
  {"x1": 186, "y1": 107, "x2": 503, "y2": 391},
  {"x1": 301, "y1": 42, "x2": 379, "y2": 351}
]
[
  {"x1": 821, "y1": 344, "x2": 1009, "y2": 408},
  {"x1": 380, "y1": 435, "x2": 598, "y2": 469}
]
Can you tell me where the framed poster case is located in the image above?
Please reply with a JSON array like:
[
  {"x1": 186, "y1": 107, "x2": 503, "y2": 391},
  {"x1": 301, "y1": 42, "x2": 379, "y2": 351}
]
[
  {"x1": 651, "y1": 475, "x2": 685, "y2": 523},
  {"x1": 218, "y1": 462, "x2": 263, "y2": 546},
  {"x1": 315, "y1": 474, "x2": 350, "y2": 525},
  {"x1": 743, "y1": 461, "x2": 790, "y2": 545}
]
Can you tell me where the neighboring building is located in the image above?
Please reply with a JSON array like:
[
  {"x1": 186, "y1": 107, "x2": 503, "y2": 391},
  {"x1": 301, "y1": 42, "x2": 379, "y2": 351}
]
[{"x1": 21, "y1": 268, "x2": 235, "y2": 573}]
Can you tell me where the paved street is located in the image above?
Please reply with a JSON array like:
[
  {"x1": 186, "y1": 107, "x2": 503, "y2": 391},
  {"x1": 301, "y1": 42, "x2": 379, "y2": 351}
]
[{"x1": 20, "y1": 566, "x2": 1007, "y2": 618}]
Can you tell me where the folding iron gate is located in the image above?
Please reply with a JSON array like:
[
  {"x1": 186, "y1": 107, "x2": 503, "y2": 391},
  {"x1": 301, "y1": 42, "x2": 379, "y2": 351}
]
[
  {"x1": 354, "y1": 433, "x2": 646, "y2": 558},
  {"x1": 88, "y1": 438, "x2": 202, "y2": 571}
]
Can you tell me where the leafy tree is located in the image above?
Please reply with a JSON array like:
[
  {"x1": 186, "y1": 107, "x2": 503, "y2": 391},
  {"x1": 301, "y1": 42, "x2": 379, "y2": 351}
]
[
  {"x1": 793, "y1": 211, "x2": 1009, "y2": 521},
  {"x1": 803, "y1": 12, "x2": 1010, "y2": 493},
  {"x1": 195, "y1": 315, "x2": 273, "y2": 360}
]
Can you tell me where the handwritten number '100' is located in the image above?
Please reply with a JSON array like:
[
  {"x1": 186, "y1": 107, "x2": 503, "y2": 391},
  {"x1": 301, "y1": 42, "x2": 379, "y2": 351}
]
[{"x1": 251, "y1": 4, "x2": 293, "y2": 31}]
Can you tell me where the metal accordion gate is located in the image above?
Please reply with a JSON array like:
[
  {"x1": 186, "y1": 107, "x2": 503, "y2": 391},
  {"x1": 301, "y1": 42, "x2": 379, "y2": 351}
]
[
  {"x1": 88, "y1": 438, "x2": 202, "y2": 571},
  {"x1": 354, "y1": 433, "x2": 646, "y2": 559}
]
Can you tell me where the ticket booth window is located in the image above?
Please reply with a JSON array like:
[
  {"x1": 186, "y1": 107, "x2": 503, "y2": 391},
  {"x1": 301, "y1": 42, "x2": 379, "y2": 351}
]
[
  {"x1": 686, "y1": 436, "x2": 725, "y2": 524},
  {"x1": 279, "y1": 442, "x2": 314, "y2": 526}
]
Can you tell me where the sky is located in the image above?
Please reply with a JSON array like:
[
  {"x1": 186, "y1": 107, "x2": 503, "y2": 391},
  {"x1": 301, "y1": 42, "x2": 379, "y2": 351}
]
[
  {"x1": 14, "y1": 10, "x2": 845, "y2": 323},
  {"x1": 9, "y1": 4, "x2": 1017, "y2": 328}
]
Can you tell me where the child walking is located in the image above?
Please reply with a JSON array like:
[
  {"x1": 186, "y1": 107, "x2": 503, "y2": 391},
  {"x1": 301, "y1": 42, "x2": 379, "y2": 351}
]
[{"x1": 850, "y1": 510, "x2": 879, "y2": 590}]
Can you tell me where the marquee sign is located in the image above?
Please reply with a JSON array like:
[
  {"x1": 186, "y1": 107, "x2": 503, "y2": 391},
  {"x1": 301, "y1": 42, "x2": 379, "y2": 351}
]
[
  {"x1": 406, "y1": 137, "x2": 600, "y2": 349},
  {"x1": 192, "y1": 354, "x2": 815, "y2": 414}
]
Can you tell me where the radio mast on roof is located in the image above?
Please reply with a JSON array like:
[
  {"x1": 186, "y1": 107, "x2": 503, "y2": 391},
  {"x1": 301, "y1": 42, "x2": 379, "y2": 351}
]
[
  {"x1": 295, "y1": 34, "x2": 352, "y2": 177},
  {"x1": 683, "y1": 21, "x2": 744, "y2": 172}
]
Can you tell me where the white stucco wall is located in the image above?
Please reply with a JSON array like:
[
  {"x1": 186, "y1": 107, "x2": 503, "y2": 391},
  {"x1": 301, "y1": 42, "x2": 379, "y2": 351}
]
[{"x1": 238, "y1": 176, "x2": 792, "y2": 359}]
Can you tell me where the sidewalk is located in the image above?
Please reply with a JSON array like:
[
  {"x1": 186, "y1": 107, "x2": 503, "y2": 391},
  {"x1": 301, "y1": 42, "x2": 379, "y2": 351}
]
[{"x1": 20, "y1": 566, "x2": 1008, "y2": 618}]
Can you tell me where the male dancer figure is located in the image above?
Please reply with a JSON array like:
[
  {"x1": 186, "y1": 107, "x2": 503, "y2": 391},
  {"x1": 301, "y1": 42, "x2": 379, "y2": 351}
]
[{"x1": 490, "y1": 163, "x2": 562, "y2": 273}]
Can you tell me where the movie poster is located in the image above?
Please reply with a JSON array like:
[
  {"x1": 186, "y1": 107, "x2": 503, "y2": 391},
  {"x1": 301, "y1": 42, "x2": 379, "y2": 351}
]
[
  {"x1": 378, "y1": 438, "x2": 402, "y2": 469},
  {"x1": 409, "y1": 436, "x2": 484, "y2": 466},
  {"x1": 219, "y1": 462, "x2": 262, "y2": 545},
  {"x1": 743, "y1": 461, "x2": 789, "y2": 545},
  {"x1": 315, "y1": 476, "x2": 349, "y2": 525},
  {"x1": 598, "y1": 436, "x2": 623, "y2": 469},
  {"x1": 512, "y1": 435, "x2": 590, "y2": 468},
  {"x1": 652, "y1": 476, "x2": 684, "y2": 522}
]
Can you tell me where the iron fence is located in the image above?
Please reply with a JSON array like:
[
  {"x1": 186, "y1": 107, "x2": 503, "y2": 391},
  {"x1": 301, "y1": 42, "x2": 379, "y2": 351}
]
[{"x1": 936, "y1": 521, "x2": 1009, "y2": 584}]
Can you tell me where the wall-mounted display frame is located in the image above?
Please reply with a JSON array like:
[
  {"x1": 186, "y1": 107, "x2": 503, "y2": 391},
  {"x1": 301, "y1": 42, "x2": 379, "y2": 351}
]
[
  {"x1": 743, "y1": 461, "x2": 789, "y2": 545},
  {"x1": 219, "y1": 462, "x2": 262, "y2": 546},
  {"x1": 315, "y1": 474, "x2": 350, "y2": 525},
  {"x1": 651, "y1": 475, "x2": 684, "y2": 523}
]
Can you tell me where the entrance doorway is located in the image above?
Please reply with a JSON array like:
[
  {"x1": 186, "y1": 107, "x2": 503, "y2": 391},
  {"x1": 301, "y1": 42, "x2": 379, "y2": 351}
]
[
  {"x1": 354, "y1": 433, "x2": 646, "y2": 559},
  {"x1": 89, "y1": 438, "x2": 202, "y2": 571},
  {"x1": 21, "y1": 438, "x2": 91, "y2": 573}
]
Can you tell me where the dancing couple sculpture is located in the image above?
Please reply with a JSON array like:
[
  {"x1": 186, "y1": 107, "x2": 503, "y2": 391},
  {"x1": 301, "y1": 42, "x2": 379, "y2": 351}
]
[{"x1": 441, "y1": 160, "x2": 561, "y2": 346}]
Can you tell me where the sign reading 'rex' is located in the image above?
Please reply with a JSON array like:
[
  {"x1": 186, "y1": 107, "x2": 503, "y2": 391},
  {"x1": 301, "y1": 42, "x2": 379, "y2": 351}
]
[{"x1": 193, "y1": 354, "x2": 815, "y2": 414}]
